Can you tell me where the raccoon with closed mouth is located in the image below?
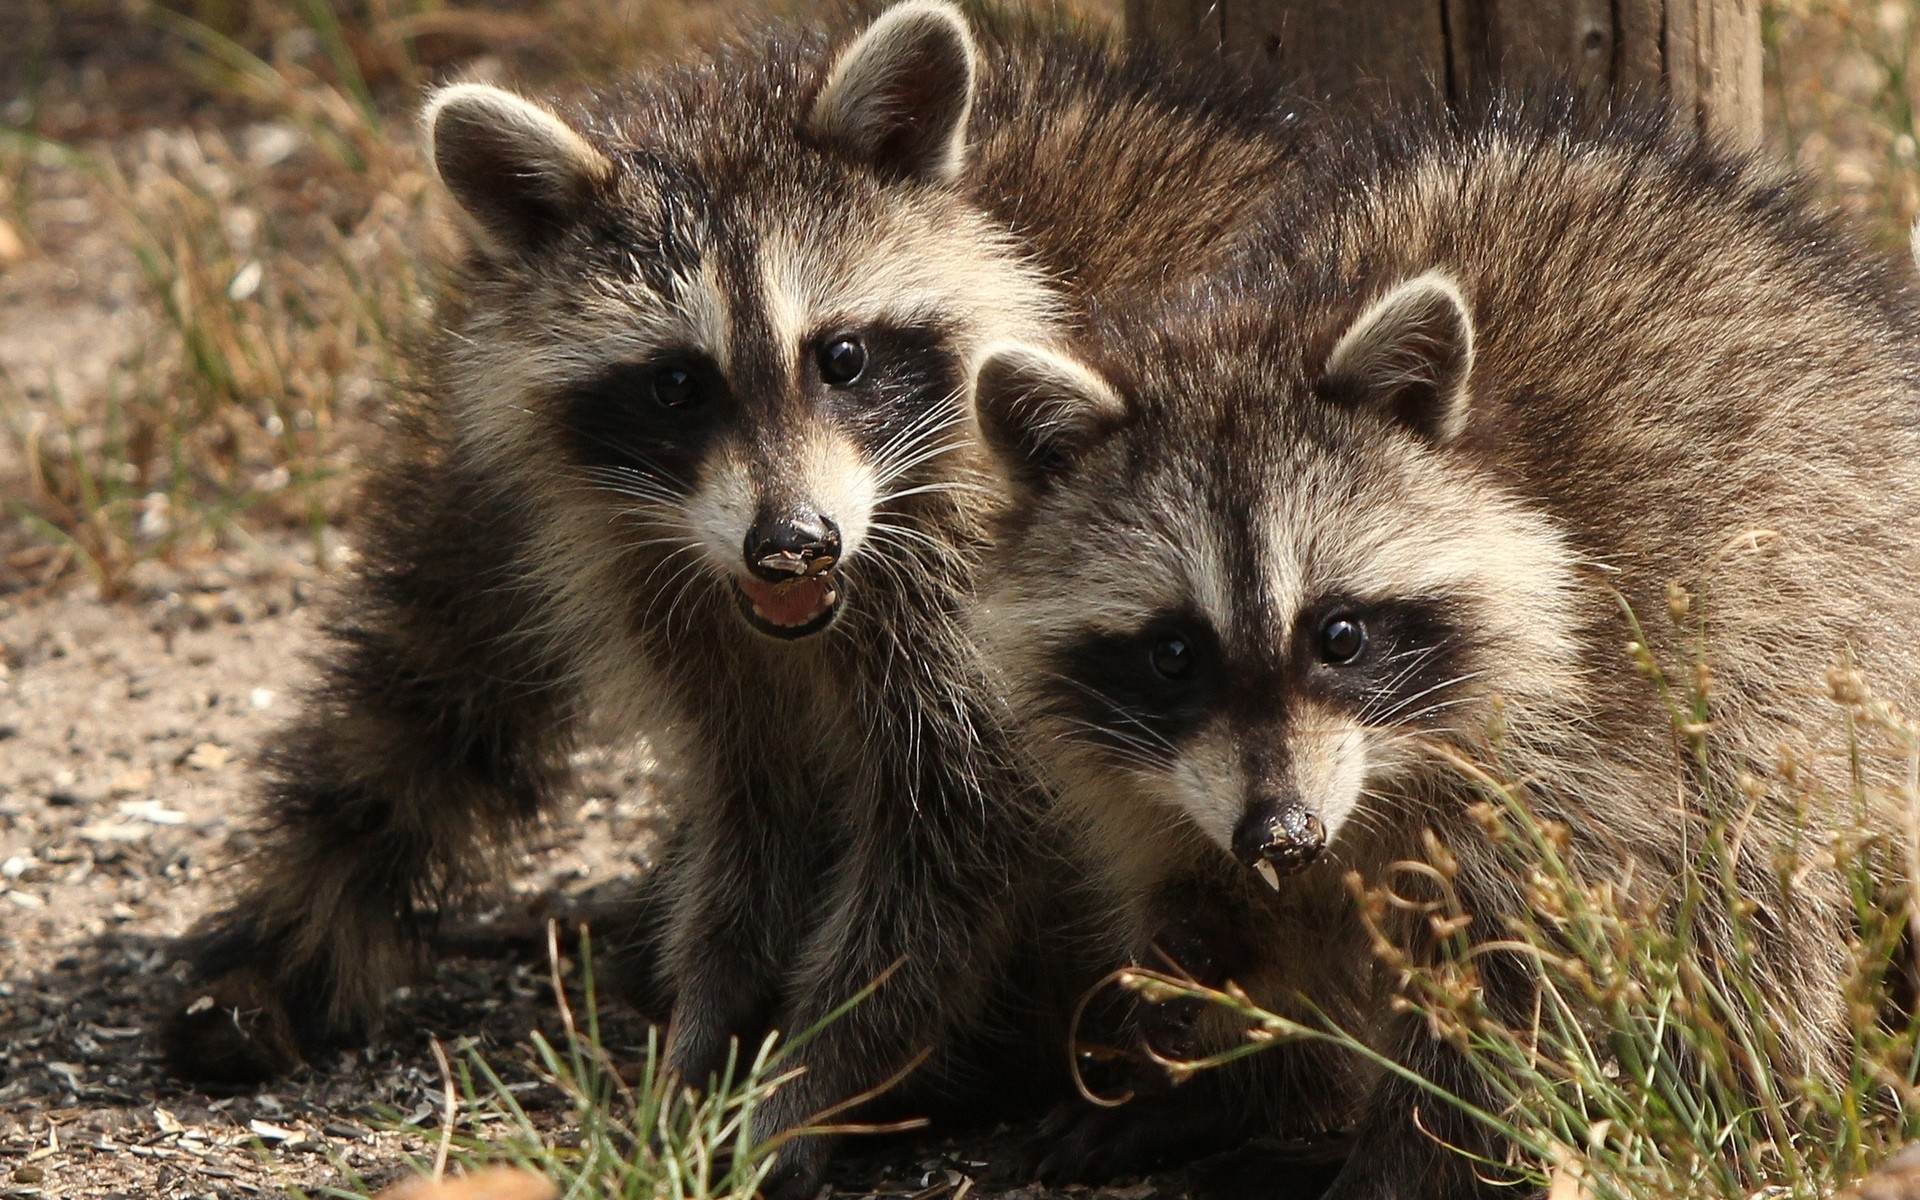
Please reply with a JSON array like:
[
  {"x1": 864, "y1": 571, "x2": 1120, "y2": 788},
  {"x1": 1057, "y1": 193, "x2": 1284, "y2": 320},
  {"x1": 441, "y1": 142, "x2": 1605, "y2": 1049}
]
[
  {"x1": 968, "y1": 103, "x2": 1920, "y2": 1196},
  {"x1": 158, "y1": 3, "x2": 1305, "y2": 1194}
]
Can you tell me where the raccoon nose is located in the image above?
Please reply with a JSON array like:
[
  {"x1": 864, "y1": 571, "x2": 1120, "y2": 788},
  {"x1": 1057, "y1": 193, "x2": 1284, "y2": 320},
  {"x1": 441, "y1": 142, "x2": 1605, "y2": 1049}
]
[
  {"x1": 745, "y1": 510, "x2": 842, "y2": 581},
  {"x1": 1233, "y1": 797, "x2": 1325, "y2": 891}
]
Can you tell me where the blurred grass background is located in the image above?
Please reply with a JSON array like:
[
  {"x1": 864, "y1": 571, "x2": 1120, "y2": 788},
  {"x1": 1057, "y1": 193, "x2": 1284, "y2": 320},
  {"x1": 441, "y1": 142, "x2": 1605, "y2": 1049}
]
[{"x1": 0, "y1": 0, "x2": 1915, "y2": 598}]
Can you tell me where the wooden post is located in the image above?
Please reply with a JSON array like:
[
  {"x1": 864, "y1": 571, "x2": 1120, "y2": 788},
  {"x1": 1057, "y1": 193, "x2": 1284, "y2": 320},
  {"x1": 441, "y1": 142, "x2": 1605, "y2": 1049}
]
[{"x1": 1127, "y1": 0, "x2": 1762, "y2": 145}]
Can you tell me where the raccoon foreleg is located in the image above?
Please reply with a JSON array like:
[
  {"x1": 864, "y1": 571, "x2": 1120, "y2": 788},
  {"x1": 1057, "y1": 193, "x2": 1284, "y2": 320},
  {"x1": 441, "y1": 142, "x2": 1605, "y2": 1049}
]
[
  {"x1": 163, "y1": 536, "x2": 579, "y2": 1083},
  {"x1": 747, "y1": 770, "x2": 1032, "y2": 1199},
  {"x1": 657, "y1": 778, "x2": 826, "y2": 1095}
]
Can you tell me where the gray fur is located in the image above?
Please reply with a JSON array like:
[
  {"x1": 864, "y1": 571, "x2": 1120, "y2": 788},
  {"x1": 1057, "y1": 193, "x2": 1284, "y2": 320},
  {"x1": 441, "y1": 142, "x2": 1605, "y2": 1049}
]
[{"x1": 973, "y1": 102, "x2": 1920, "y2": 1195}]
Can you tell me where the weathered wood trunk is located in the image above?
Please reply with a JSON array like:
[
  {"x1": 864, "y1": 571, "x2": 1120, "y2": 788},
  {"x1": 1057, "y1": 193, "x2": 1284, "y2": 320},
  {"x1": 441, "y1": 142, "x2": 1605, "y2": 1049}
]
[{"x1": 1127, "y1": 0, "x2": 1762, "y2": 144}]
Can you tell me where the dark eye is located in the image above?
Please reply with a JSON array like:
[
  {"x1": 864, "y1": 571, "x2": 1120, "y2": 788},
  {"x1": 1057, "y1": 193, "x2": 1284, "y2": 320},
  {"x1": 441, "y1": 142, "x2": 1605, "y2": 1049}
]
[
  {"x1": 817, "y1": 336, "x2": 867, "y2": 386},
  {"x1": 1149, "y1": 635, "x2": 1193, "y2": 680},
  {"x1": 652, "y1": 364, "x2": 701, "y2": 408},
  {"x1": 1318, "y1": 615, "x2": 1366, "y2": 664}
]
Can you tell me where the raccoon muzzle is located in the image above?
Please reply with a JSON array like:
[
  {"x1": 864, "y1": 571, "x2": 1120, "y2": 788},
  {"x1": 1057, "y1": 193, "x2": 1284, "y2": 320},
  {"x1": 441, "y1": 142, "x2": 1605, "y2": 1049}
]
[
  {"x1": 1232, "y1": 798, "x2": 1326, "y2": 892},
  {"x1": 735, "y1": 510, "x2": 843, "y2": 637}
]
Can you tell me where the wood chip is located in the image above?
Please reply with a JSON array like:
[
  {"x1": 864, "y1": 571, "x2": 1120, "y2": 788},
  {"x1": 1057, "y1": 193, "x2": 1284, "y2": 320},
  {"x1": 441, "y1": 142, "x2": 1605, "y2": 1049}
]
[
  {"x1": 246, "y1": 1119, "x2": 299, "y2": 1144},
  {"x1": 185, "y1": 742, "x2": 229, "y2": 771},
  {"x1": 0, "y1": 218, "x2": 24, "y2": 265},
  {"x1": 374, "y1": 1167, "x2": 558, "y2": 1200}
]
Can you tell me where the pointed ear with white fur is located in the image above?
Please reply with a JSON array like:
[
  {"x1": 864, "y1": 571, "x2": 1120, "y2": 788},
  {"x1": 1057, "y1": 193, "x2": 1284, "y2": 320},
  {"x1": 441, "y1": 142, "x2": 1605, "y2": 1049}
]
[
  {"x1": 424, "y1": 83, "x2": 614, "y2": 258},
  {"x1": 1318, "y1": 271, "x2": 1475, "y2": 445},
  {"x1": 808, "y1": 0, "x2": 976, "y2": 184},
  {"x1": 973, "y1": 342, "x2": 1126, "y2": 492}
]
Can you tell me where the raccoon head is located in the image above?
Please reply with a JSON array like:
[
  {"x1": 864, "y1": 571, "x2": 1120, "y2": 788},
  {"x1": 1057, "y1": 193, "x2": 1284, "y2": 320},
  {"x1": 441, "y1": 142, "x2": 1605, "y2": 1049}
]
[
  {"x1": 423, "y1": 1, "x2": 1055, "y2": 642},
  {"x1": 972, "y1": 274, "x2": 1584, "y2": 888}
]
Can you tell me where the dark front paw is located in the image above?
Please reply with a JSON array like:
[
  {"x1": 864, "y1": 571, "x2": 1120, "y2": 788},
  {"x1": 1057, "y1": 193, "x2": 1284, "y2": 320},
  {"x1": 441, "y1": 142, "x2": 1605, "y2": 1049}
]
[
  {"x1": 159, "y1": 918, "x2": 370, "y2": 1085},
  {"x1": 160, "y1": 966, "x2": 306, "y2": 1085},
  {"x1": 755, "y1": 1132, "x2": 834, "y2": 1200},
  {"x1": 1026, "y1": 1093, "x2": 1240, "y2": 1183}
]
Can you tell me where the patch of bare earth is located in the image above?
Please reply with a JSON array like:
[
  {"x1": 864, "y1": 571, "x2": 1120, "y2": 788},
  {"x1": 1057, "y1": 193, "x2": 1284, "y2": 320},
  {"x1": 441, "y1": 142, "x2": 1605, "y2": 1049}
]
[{"x1": 0, "y1": 546, "x2": 682, "y2": 1200}]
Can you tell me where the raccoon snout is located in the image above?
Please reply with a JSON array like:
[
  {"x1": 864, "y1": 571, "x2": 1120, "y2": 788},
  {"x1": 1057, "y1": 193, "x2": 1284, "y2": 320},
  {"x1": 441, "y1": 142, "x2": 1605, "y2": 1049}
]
[
  {"x1": 1232, "y1": 798, "x2": 1326, "y2": 891},
  {"x1": 745, "y1": 511, "x2": 842, "y2": 581}
]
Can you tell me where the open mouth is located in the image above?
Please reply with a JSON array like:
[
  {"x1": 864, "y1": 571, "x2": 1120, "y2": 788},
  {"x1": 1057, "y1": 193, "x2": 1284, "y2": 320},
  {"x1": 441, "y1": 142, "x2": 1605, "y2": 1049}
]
[{"x1": 734, "y1": 572, "x2": 842, "y2": 639}]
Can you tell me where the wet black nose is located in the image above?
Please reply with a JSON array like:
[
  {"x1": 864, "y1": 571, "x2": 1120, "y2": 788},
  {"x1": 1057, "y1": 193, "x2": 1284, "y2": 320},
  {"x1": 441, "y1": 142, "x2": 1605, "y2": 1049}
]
[
  {"x1": 1233, "y1": 798, "x2": 1326, "y2": 877},
  {"x1": 745, "y1": 510, "x2": 842, "y2": 582}
]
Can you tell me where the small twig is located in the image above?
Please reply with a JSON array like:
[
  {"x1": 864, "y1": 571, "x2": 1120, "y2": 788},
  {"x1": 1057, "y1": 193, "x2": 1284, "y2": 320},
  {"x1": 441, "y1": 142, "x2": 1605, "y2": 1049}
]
[{"x1": 429, "y1": 1035, "x2": 457, "y2": 1183}]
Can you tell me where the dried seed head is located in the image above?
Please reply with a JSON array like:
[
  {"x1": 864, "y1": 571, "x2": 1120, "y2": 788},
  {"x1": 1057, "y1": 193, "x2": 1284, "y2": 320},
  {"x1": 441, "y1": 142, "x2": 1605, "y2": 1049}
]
[{"x1": 1666, "y1": 579, "x2": 1692, "y2": 624}]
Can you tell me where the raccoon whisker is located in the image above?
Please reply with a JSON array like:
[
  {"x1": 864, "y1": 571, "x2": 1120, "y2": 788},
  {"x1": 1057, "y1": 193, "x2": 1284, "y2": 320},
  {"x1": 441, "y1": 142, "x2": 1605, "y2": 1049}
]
[
  {"x1": 1044, "y1": 675, "x2": 1182, "y2": 758},
  {"x1": 868, "y1": 402, "x2": 965, "y2": 476},
  {"x1": 559, "y1": 472, "x2": 683, "y2": 512},
  {"x1": 870, "y1": 410, "x2": 971, "y2": 484},
  {"x1": 571, "y1": 442, "x2": 695, "y2": 494},
  {"x1": 1362, "y1": 645, "x2": 1451, "y2": 712},
  {"x1": 1048, "y1": 717, "x2": 1174, "y2": 774},
  {"x1": 873, "y1": 438, "x2": 977, "y2": 489},
  {"x1": 876, "y1": 478, "x2": 996, "y2": 503},
  {"x1": 863, "y1": 517, "x2": 959, "y2": 553},
  {"x1": 615, "y1": 533, "x2": 706, "y2": 556},
  {"x1": 642, "y1": 552, "x2": 718, "y2": 635},
  {"x1": 568, "y1": 468, "x2": 687, "y2": 514},
  {"x1": 1360, "y1": 671, "x2": 1484, "y2": 726},
  {"x1": 631, "y1": 541, "x2": 707, "y2": 594},
  {"x1": 1382, "y1": 694, "x2": 1486, "y2": 728}
]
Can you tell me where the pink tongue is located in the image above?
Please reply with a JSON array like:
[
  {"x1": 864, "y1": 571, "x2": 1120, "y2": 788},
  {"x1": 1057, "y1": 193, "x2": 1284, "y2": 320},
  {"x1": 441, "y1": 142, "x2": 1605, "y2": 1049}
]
[{"x1": 738, "y1": 575, "x2": 834, "y2": 627}]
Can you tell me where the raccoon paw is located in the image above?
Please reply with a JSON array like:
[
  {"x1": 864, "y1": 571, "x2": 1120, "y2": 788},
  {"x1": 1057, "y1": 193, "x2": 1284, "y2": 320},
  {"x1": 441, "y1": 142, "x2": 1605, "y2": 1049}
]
[
  {"x1": 1025, "y1": 1094, "x2": 1237, "y2": 1183},
  {"x1": 753, "y1": 1130, "x2": 833, "y2": 1200},
  {"x1": 160, "y1": 966, "x2": 307, "y2": 1085}
]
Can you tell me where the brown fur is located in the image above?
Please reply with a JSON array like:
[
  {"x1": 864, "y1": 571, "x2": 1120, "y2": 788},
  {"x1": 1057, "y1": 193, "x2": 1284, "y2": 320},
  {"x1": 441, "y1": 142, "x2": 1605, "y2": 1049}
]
[{"x1": 970, "y1": 100, "x2": 1920, "y2": 1196}]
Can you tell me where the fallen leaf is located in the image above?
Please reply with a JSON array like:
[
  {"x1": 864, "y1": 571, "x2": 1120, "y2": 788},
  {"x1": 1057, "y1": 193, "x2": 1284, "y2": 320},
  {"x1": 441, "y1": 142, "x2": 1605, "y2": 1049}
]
[
  {"x1": 186, "y1": 742, "x2": 230, "y2": 771},
  {"x1": 375, "y1": 1167, "x2": 559, "y2": 1200},
  {"x1": 108, "y1": 768, "x2": 155, "y2": 796}
]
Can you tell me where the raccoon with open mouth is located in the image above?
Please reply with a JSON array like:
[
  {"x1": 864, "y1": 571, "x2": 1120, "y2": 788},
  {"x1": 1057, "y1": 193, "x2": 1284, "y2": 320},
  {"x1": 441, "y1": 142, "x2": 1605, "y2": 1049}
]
[
  {"x1": 969, "y1": 103, "x2": 1920, "y2": 1197},
  {"x1": 158, "y1": 3, "x2": 1305, "y2": 1194}
]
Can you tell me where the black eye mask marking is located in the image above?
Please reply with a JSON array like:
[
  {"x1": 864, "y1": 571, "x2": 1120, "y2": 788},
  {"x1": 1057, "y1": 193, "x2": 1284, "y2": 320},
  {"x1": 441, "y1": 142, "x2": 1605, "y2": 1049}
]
[
  {"x1": 1294, "y1": 596, "x2": 1475, "y2": 729},
  {"x1": 560, "y1": 354, "x2": 733, "y2": 492},
  {"x1": 1047, "y1": 610, "x2": 1221, "y2": 765},
  {"x1": 818, "y1": 322, "x2": 965, "y2": 475}
]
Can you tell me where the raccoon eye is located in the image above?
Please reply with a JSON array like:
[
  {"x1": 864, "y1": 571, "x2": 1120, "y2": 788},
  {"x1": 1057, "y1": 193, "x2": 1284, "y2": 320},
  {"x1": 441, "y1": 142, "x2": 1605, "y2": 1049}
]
[
  {"x1": 1318, "y1": 615, "x2": 1366, "y2": 665},
  {"x1": 817, "y1": 336, "x2": 867, "y2": 386},
  {"x1": 1149, "y1": 635, "x2": 1194, "y2": 680},
  {"x1": 651, "y1": 364, "x2": 702, "y2": 409}
]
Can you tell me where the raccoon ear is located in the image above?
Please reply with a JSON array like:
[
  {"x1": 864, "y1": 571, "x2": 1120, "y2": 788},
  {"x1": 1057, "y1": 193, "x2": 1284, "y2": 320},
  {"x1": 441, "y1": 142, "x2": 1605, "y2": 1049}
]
[
  {"x1": 1319, "y1": 271, "x2": 1475, "y2": 445},
  {"x1": 425, "y1": 83, "x2": 614, "y2": 258},
  {"x1": 808, "y1": 0, "x2": 977, "y2": 184},
  {"x1": 973, "y1": 342, "x2": 1126, "y2": 490}
]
